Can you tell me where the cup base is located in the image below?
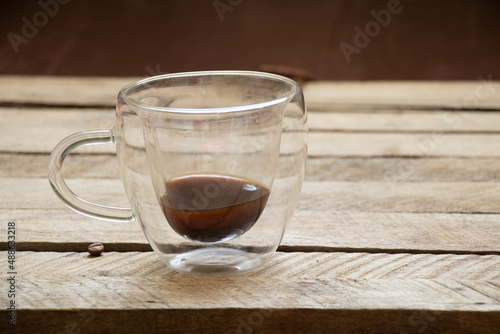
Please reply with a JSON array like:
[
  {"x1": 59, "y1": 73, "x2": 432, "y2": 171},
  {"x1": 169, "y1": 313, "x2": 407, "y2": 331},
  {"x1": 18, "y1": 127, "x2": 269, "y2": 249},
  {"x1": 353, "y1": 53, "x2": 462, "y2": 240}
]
[{"x1": 168, "y1": 248, "x2": 264, "y2": 276}]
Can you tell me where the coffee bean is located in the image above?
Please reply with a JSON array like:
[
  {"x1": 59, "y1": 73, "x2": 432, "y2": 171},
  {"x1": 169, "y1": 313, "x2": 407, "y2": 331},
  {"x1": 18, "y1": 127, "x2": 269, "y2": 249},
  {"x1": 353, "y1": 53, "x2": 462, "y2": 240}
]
[{"x1": 88, "y1": 243, "x2": 104, "y2": 256}]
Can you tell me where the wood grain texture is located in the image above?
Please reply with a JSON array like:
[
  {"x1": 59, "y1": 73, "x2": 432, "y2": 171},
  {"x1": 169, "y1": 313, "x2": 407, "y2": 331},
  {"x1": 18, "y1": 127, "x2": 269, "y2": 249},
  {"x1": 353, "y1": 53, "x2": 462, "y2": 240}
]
[
  {"x1": 307, "y1": 132, "x2": 500, "y2": 157},
  {"x1": 285, "y1": 211, "x2": 500, "y2": 254},
  {"x1": 3, "y1": 108, "x2": 500, "y2": 156},
  {"x1": 304, "y1": 80, "x2": 500, "y2": 110},
  {"x1": 15, "y1": 251, "x2": 500, "y2": 281},
  {"x1": 2, "y1": 77, "x2": 500, "y2": 333},
  {"x1": 0, "y1": 177, "x2": 130, "y2": 209},
  {"x1": 0, "y1": 153, "x2": 121, "y2": 178},
  {"x1": 1, "y1": 209, "x2": 499, "y2": 254},
  {"x1": 305, "y1": 157, "x2": 500, "y2": 182},
  {"x1": 5, "y1": 127, "x2": 500, "y2": 158},
  {"x1": 3, "y1": 177, "x2": 500, "y2": 214},
  {"x1": 1, "y1": 76, "x2": 499, "y2": 110},
  {"x1": 0, "y1": 76, "x2": 137, "y2": 106},
  {"x1": 5, "y1": 108, "x2": 500, "y2": 137},
  {"x1": 308, "y1": 111, "x2": 500, "y2": 132},
  {"x1": 0, "y1": 108, "x2": 115, "y2": 153},
  {"x1": 14, "y1": 276, "x2": 496, "y2": 311},
  {"x1": 0, "y1": 251, "x2": 498, "y2": 333},
  {"x1": 3, "y1": 263, "x2": 499, "y2": 313},
  {"x1": 297, "y1": 180, "x2": 500, "y2": 213},
  {"x1": 3, "y1": 153, "x2": 500, "y2": 182}
]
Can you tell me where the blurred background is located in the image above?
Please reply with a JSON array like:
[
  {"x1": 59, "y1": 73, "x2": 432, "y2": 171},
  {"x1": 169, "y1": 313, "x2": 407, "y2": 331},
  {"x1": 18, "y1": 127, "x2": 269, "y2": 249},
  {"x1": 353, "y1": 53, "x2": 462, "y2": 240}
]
[{"x1": 1, "y1": 0, "x2": 499, "y2": 80}]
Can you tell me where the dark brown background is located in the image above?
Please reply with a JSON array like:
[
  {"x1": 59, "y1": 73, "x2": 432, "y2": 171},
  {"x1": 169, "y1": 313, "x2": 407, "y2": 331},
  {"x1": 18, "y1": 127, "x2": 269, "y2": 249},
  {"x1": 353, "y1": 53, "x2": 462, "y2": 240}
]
[{"x1": 1, "y1": 0, "x2": 499, "y2": 80}]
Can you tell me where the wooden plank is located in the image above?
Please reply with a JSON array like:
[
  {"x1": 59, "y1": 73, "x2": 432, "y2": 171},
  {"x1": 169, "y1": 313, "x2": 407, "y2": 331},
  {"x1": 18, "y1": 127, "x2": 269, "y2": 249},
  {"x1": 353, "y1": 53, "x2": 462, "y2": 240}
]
[
  {"x1": 3, "y1": 153, "x2": 500, "y2": 182},
  {"x1": 286, "y1": 211, "x2": 500, "y2": 254},
  {"x1": 0, "y1": 153, "x2": 121, "y2": 178},
  {"x1": 308, "y1": 132, "x2": 500, "y2": 157},
  {"x1": 18, "y1": 275, "x2": 495, "y2": 312},
  {"x1": 0, "y1": 76, "x2": 137, "y2": 106},
  {"x1": 308, "y1": 111, "x2": 500, "y2": 132},
  {"x1": 3, "y1": 253, "x2": 499, "y2": 332},
  {"x1": 0, "y1": 177, "x2": 130, "y2": 209},
  {"x1": 3, "y1": 257, "x2": 499, "y2": 312},
  {"x1": 4, "y1": 108, "x2": 500, "y2": 139},
  {"x1": 4, "y1": 108, "x2": 500, "y2": 137},
  {"x1": 304, "y1": 80, "x2": 500, "y2": 110},
  {"x1": 0, "y1": 108, "x2": 115, "y2": 153},
  {"x1": 305, "y1": 157, "x2": 500, "y2": 182},
  {"x1": 2, "y1": 208, "x2": 499, "y2": 254},
  {"x1": 1, "y1": 76, "x2": 499, "y2": 110},
  {"x1": 3, "y1": 108, "x2": 500, "y2": 156},
  {"x1": 4, "y1": 126, "x2": 500, "y2": 159},
  {"x1": 0, "y1": 252, "x2": 498, "y2": 333},
  {"x1": 15, "y1": 251, "x2": 500, "y2": 280},
  {"x1": 3, "y1": 177, "x2": 500, "y2": 214},
  {"x1": 0, "y1": 209, "x2": 149, "y2": 251},
  {"x1": 297, "y1": 180, "x2": 500, "y2": 214}
]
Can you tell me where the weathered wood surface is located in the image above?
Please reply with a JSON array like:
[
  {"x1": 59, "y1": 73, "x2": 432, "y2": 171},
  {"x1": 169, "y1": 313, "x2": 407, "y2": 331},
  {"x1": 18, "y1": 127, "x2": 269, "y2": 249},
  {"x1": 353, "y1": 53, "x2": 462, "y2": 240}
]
[
  {"x1": 304, "y1": 80, "x2": 500, "y2": 110},
  {"x1": 2, "y1": 177, "x2": 500, "y2": 254},
  {"x1": 4, "y1": 153, "x2": 500, "y2": 182},
  {"x1": 4, "y1": 108, "x2": 500, "y2": 156},
  {"x1": 1, "y1": 76, "x2": 499, "y2": 109},
  {"x1": 0, "y1": 76, "x2": 499, "y2": 333},
  {"x1": 2, "y1": 208, "x2": 500, "y2": 254},
  {"x1": 4, "y1": 177, "x2": 500, "y2": 214},
  {"x1": 6, "y1": 251, "x2": 500, "y2": 310},
  {"x1": 6, "y1": 130, "x2": 500, "y2": 157},
  {"x1": 1, "y1": 251, "x2": 499, "y2": 332},
  {"x1": 0, "y1": 76, "x2": 136, "y2": 106},
  {"x1": 13, "y1": 251, "x2": 500, "y2": 280}
]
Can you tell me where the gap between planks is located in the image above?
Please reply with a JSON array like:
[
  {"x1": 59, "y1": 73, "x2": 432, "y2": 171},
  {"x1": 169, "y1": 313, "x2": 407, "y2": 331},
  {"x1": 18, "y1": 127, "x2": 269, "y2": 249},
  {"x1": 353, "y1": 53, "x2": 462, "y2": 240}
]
[{"x1": 7, "y1": 242, "x2": 500, "y2": 256}]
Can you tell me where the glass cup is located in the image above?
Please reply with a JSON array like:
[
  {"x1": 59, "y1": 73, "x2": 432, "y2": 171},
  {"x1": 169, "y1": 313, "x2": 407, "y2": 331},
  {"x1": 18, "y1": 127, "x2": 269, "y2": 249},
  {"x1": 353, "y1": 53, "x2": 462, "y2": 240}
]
[{"x1": 48, "y1": 71, "x2": 307, "y2": 275}]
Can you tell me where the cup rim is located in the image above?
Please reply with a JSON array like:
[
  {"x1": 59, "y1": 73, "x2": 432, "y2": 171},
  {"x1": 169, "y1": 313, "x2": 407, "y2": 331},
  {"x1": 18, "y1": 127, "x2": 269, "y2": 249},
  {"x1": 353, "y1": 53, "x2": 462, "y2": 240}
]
[{"x1": 118, "y1": 70, "x2": 299, "y2": 114}]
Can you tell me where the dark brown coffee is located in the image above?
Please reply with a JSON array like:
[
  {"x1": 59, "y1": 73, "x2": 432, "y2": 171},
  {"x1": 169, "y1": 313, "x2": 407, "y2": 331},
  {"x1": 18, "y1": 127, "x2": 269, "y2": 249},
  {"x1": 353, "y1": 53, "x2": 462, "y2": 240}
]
[{"x1": 160, "y1": 174, "x2": 270, "y2": 243}]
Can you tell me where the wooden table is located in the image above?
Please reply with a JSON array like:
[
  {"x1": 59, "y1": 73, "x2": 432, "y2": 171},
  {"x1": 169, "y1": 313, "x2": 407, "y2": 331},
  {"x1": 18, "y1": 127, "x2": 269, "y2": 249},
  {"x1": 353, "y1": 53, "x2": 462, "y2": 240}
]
[{"x1": 1, "y1": 76, "x2": 500, "y2": 333}]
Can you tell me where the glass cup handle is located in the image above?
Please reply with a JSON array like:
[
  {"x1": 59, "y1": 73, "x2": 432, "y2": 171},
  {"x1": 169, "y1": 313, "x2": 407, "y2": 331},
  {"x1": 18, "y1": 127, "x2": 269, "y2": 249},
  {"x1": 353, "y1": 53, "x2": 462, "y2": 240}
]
[{"x1": 48, "y1": 129, "x2": 134, "y2": 222}]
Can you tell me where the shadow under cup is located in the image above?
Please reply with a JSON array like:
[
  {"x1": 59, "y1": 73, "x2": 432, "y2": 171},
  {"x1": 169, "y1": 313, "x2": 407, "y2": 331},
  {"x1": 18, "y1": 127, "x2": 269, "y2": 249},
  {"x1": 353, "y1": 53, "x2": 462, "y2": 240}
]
[{"x1": 51, "y1": 71, "x2": 307, "y2": 275}]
